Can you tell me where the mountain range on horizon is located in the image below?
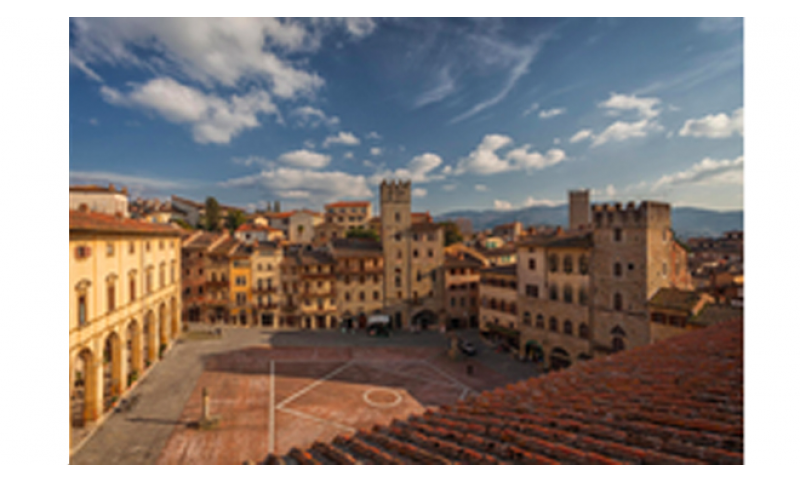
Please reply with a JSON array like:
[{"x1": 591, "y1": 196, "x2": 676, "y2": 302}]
[{"x1": 434, "y1": 204, "x2": 743, "y2": 239}]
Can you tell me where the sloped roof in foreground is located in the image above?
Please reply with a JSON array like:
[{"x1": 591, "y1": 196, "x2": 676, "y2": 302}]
[{"x1": 264, "y1": 319, "x2": 743, "y2": 465}]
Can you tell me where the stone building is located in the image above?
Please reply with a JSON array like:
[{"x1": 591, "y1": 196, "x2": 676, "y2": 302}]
[
  {"x1": 229, "y1": 243, "x2": 254, "y2": 326},
  {"x1": 311, "y1": 221, "x2": 346, "y2": 246},
  {"x1": 478, "y1": 265, "x2": 519, "y2": 348},
  {"x1": 180, "y1": 232, "x2": 227, "y2": 322},
  {"x1": 69, "y1": 210, "x2": 181, "y2": 448},
  {"x1": 330, "y1": 238, "x2": 384, "y2": 328},
  {"x1": 234, "y1": 223, "x2": 284, "y2": 243},
  {"x1": 443, "y1": 244, "x2": 487, "y2": 329},
  {"x1": 568, "y1": 189, "x2": 591, "y2": 230},
  {"x1": 204, "y1": 237, "x2": 238, "y2": 324},
  {"x1": 324, "y1": 201, "x2": 372, "y2": 231},
  {"x1": 281, "y1": 247, "x2": 338, "y2": 329},
  {"x1": 380, "y1": 180, "x2": 445, "y2": 330},
  {"x1": 252, "y1": 241, "x2": 283, "y2": 327},
  {"x1": 70, "y1": 184, "x2": 130, "y2": 217}
]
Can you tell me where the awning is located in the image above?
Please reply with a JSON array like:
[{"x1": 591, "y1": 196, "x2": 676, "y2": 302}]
[{"x1": 524, "y1": 340, "x2": 543, "y2": 350}]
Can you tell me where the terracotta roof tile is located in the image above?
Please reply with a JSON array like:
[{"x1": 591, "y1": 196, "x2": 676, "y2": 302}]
[
  {"x1": 325, "y1": 201, "x2": 371, "y2": 208},
  {"x1": 69, "y1": 210, "x2": 180, "y2": 236}
]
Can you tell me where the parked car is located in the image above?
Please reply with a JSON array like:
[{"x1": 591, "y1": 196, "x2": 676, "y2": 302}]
[{"x1": 459, "y1": 340, "x2": 477, "y2": 356}]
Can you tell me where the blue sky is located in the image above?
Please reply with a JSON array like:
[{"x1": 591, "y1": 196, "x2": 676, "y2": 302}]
[{"x1": 69, "y1": 17, "x2": 743, "y2": 214}]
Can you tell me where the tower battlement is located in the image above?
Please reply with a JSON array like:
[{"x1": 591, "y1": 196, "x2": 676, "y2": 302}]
[
  {"x1": 380, "y1": 179, "x2": 412, "y2": 204},
  {"x1": 591, "y1": 200, "x2": 671, "y2": 228}
]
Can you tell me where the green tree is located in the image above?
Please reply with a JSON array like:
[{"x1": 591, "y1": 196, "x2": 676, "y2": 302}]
[
  {"x1": 205, "y1": 197, "x2": 220, "y2": 231},
  {"x1": 346, "y1": 227, "x2": 380, "y2": 242},
  {"x1": 226, "y1": 209, "x2": 247, "y2": 233},
  {"x1": 439, "y1": 221, "x2": 463, "y2": 247},
  {"x1": 174, "y1": 218, "x2": 194, "y2": 230}
]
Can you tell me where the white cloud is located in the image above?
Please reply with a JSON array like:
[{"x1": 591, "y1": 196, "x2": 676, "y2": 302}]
[
  {"x1": 415, "y1": 66, "x2": 457, "y2": 108},
  {"x1": 369, "y1": 153, "x2": 445, "y2": 184},
  {"x1": 441, "y1": 165, "x2": 453, "y2": 175},
  {"x1": 220, "y1": 167, "x2": 372, "y2": 204},
  {"x1": 70, "y1": 18, "x2": 329, "y2": 98},
  {"x1": 231, "y1": 156, "x2": 271, "y2": 168},
  {"x1": 539, "y1": 107, "x2": 566, "y2": 119},
  {"x1": 455, "y1": 134, "x2": 566, "y2": 175},
  {"x1": 322, "y1": 131, "x2": 360, "y2": 148},
  {"x1": 652, "y1": 156, "x2": 744, "y2": 191},
  {"x1": 412, "y1": 188, "x2": 428, "y2": 198},
  {"x1": 522, "y1": 196, "x2": 559, "y2": 207},
  {"x1": 553, "y1": 138, "x2": 561, "y2": 145},
  {"x1": 475, "y1": 184, "x2": 488, "y2": 192},
  {"x1": 340, "y1": 18, "x2": 377, "y2": 38},
  {"x1": 569, "y1": 129, "x2": 594, "y2": 144},
  {"x1": 443, "y1": 184, "x2": 457, "y2": 191},
  {"x1": 522, "y1": 102, "x2": 540, "y2": 117},
  {"x1": 290, "y1": 106, "x2": 340, "y2": 128},
  {"x1": 366, "y1": 131, "x2": 381, "y2": 140},
  {"x1": 304, "y1": 139, "x2": 316, "y2": 149},
  {"x1": 276, "y1": 149, "x2": 331, "y2": 169},
  {"x1": 69, "y1": 51, "x2": 103, "y2": 82},
  {"x1": 598, "y1": 92, "x2": 661, "y2": 119},
  {"x1": 679, "y1": 107, "x2": 743, "y2": 138},
  {"x1": 591, "y1": 118, "x2": 662, "y2": 147},
  {"x1": 343, "y1": 151, "x2": 354, "y2": 159},
  {"x1": 605, "y1": 184, "x2": 617, "y2": 197},
  {"x1": 493, "y1": 200, "x2": 513, "y2": 211},
  {"x1": 363, "y1": 160, "x2": 374, "y2": 168},
  {"x1": 101, "y1": 77, "x2": 279, "y2": 144},
  {"x1": 370, "y1": 147, "x2": 383, "y2": 156}
]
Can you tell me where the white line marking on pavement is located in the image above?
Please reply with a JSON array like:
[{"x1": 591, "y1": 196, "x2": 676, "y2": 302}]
[
  {"x1": 275, "y1": 361, "x2": 355, "y2": 410},
  {"x1": 278, "y1": 407, "x2": 356, "y2": 433},
  {"x1": 358, "y1": 360, "x2": 463, "y2": 388},
  {"x1": 423, "y1": 360, "x2": 475, "y2": 394}
]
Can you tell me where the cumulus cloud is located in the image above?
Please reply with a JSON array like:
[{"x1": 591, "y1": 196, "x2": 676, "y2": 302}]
[
  {"x1": 370, "y1": 147, "x2": 383, "y2": 156},
  {"x1": 412, "y1": 188, "x2": 428, "y2": 198},
  {"x1": 652, "y1": 156, "x2": 744, "y2": 191},
  {"x1": 276, "y1": 149, "x2": 331, "y2": 169},
  {"x1": 475, "y1": 184, "x2": 488, "y2": 192},
  {"x1": 591, "y1": 118, "x2": 662, "y2": 147},
  {"x1": 70, "y1": 18, "x2": 332, "y2": 98},
  {"x1": 323, "y1": 131, "x2": 360, "y2": 148},
  {"x1": 539, "y1": 107, "x2": 566, "y2": 119},
  {"x1": 100, "y1": 77, "x2": 279, "y2": 144},
  {"x1": 522, "y1": 196, "x2": 559, "y2": 207},
  {"x1": 290, "y1": 106, "x2": 340, "y2": 128},
  {"x1": 454, "y1": 134, "x2": 566, "y2": 175},
  {"x1": 494, "y1": 200, "x2": 513, "y2": 211},
  {"x1": 679, "y1": 107, "x2": 743, "y2": 138},
  {"x1": 369, "y1": 153, "x2": 446, "y2": 184},
  {"x1": 220, "y1": 167, "x2": 372, "y2": 204},
  {"x1": 599, "y1": 92, "x2": 661, "y2": 119}
]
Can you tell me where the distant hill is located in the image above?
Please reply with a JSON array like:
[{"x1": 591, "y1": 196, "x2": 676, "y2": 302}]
[{"x1": 435, "y1": 205, "x2": 743, "y2": 239}]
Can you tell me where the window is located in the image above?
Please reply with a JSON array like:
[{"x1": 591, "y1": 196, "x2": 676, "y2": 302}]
[
  {"x1": 146, "y1": 270, "x2": 153, "y2": 293},
  {"x1": 78, "y1": 295, "x2": 87, "y2": 326},
  {"x1": 236, "y1": 293, "x2": 246, "y2": 305},
  {"x1": 536, "y1": 314, "x2": 544, "y2": 328},
  {"x1": 628, "y1": 263, "x2": 634, "y2": 271},
  {"x1": 130, "y1": 276, "x2": 136, "y2": 302},
  {"x1": 523, "y1": 312, "x2": 532, "y2": 326},
  {"x1": 107, "y1": 282, "x2": 116, "y2": 312},
  {"x1": 416, "y1": 271, "x2": 422, "y2": 282},
  {"x1": 612, "y1": 337, "x2": 625, "y2": 353},
  {"x1": 397, "y1": 250, "x2": 402, "y2": 260},
  {"x1": 170, "y1": 262, "x2": 175, "y2": 283},
  {"x1": 431, "y1": 271, "x2": 436, "y2": 282},
  {"x1": 129, "y1": 242, "x2": 135, "y2": 254},
  {"x1": 614, "y1": 293, "x2": 623, "y2": 311},
  {"x1": 159, "y1": 264, "x2": 165, "y2": 288},
  {"x1": 373, "y1": 291, "x2": 379, "y2": 300},
  {"x1": 146, "y1": 241, "x2": 151, "y2": 252},
  {"x1": 614, "y1": 228, "x2": 622, "y2": 242},
  {"x1": 451, "y1": 297, "x2": 456, "y2": 308},
  {"x1": 395, "y1": 212, "x2": 400, "y2": 222},
  {"x1": 428, "y1": 249, "x2": 434, "y2": 257},
  {"x1": 579, "y1": 323, "x2": 589, "y2": 339},
  {"x1": 563, "y1": 320, "x2": 573, "y2": 335},
  {"x1": 549, "y1": 284, "x2": 558, "y2": 301},
  {"x1": 413, "y1": 249, "x2": 419, "y2": 258},
  {"x1": 579, "y1": 255, "x2": 589, "y2": 275},
  {"x1": 548, "y1": 254, "x2": 558, "y2": 273},
  {"x1": 359, "y1": 292, "x2": 365, "y2": 302},
  {"x1": 395, "y1": 276, "x2": 401, "y2": 288},
  {"x1": 526, "y1": 284, "x2": 539, "y2": 298},
  {"x1": 549, "y1": 317, "x2": 558, "y2": 332},
  {"x1": 528, "y1": 259, "x2": 536, "y2": 270},
  {"x1": 614, "y1": 262, "x2": 622, "y2": 277},
  {"x1": 159, "y1": 240, "x2": 164, "y2": 250},
  {"x1": 563, "y1": 285, "x2": 573, "y2": 304},
  {"x1": 106, "y1": 243, "x2": 114, "y2": 257},
  {"x1": 579, "y1": 287, "x2": 588, "y2": 305},
  {"x1": 563, "y1": 255, "x2": 573, "y2": 274},
  {"x1": 394, "y1": 233, "x2": 401, "y2": 242},
  {"x1": 413, "y1": 233, "x2": 419, "y2": 242}
]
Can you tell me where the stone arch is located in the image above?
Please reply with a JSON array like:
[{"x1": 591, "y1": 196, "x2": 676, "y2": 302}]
[
  {"x1": 411, "y1": 309, "x2": 437, "y2": 330},
  {"x1": 144, "y1": 310, "x2": 157, "y2": 367},
  {"x1": 549, "y1": 347, "x2": 571, "y2": 371},
  {"x1": 611, "y1": 325, "x2": 627, "y2": 353},
  {"x1": 102, "y1": 332, "x2": 123, "y2": 411},
  {"x1": 523, "y1": 340, "x2": 544, "y2": 363},
  {"x1": 71, "y1": 348, "x2": 99, "y2": 428},
  {"x1": 170, "y1": 296, "x2": 179, "y2": 339},
  {"x1": 159, "y1": 302, "x2": 169, "y2": 355},
  {"x1": 126, "y1": 319, "x2": 142, "y2": 385},
  {"x1": 578, "y1": 323, "x2": 590, "y2": 339}
]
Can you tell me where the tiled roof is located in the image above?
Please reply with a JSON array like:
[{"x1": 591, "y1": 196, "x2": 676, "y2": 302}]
[
  {"x1": 409, "y1": 222, "x2": 441, "y2": 233},
  {"x1": 235, "y1": 223, "x2": 282, "y2": 233},
  {"x1": 70, "y1": 184, "x2": 127, "y2": 194},
  {"x1": 690, "y1": 305, "x2": 743, "y2": 327},
  {"x1": 648, "y1": 288, "x2": 705, "y2": 313},
  {"x1": 480, "y1": 265, "x2": 517, "y2": 277},
  {"x1": 325, "y1": 201, "x2": 371, "y2": 209},
  {"x1": 331, "y1": 238, "x2": 383, "y2": 256},
  {"x1": 264, "y1": 318, "x2": 743, "y2": 465},
  {"x1": 209, "y1": 239, "x2": 238, "y2": 255},
  {"x1": 69, "y1": 210, "x2": 181, "y2": 236}
]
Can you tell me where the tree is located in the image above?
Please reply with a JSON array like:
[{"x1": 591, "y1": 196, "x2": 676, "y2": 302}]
[
  {"x1": 439, "y1": 221, "x2": 463, "y2": 247},
  {"x1": 226, "y1": 209, "x2": 247, "y2": 233},
  {"x1": 174, "y1": 218, "x2": 194, "y2": 230},
  {"x1": 346, "y1": 227, "x2": 380, "y2": 242},
  {"x1": 205, "y1": 197, "x2": 220, "y2": 231}
]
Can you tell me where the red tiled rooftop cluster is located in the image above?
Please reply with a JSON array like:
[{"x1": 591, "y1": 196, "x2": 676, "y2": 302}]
[{"x1": 263, "y1": 318, "x2": 743, "y2": 465}]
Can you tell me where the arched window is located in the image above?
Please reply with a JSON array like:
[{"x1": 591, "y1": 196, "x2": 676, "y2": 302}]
[
  {"x1": 563, "y1": 285, "x2": 573, "y2": 304},
  {"x1": 107, "y1": 280, "x2": 116, "y2": 313},
  {"x1": 579, "y1": 323, "x2": 589, "y2": 339},
  {"x1": 548, "y1": 254, "x2": 559, "y2": 273},
  {"x1": 499, "y1": 300, "x2": 506, "y2": 312},
  {"x1": 579, "y1": 255, "x2": 589, "y2": 275},
  {"x1": 579, "y1": 287, "x2": 588, "y2": 305},
  {"x1": 78, "y1": 294, "x2": 87, "y2": 326},
  {"x1": 395, "y1": 212, "x2": 401, "y2": 222},
  {"x1": 509, "y1": 303, "x2": 516, "y2": 315},
  {"x1": 549, "y1": 284, "x2": 558, "y2": 301},
  {"x1": 563, "y1": 255, "x2": 573, "y2": 274},
  {"x1": 523, "y1": 311, "x2": 532, "y2": 326},
  {"x1": 563, "y1": 320, "x2": 573, "y2": 335},
  {"x1": 612, "y1": 337, "x2": 625, "y2": 353},
  {"x1": 490, "y1": 298, "x2": 497, "y2": 310},
  {"x1": 535, "y1": 314, "x2": 544, "y2": 328},
  {"x1": 549, "y1": 317, "x2": 558, "y2": 332},
  {"x1": 614, "y1": 262, "x2": 622, "y2": 277},
  {"x1": 614, "y1": 293, "x2": 623, "y2": 311}
]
